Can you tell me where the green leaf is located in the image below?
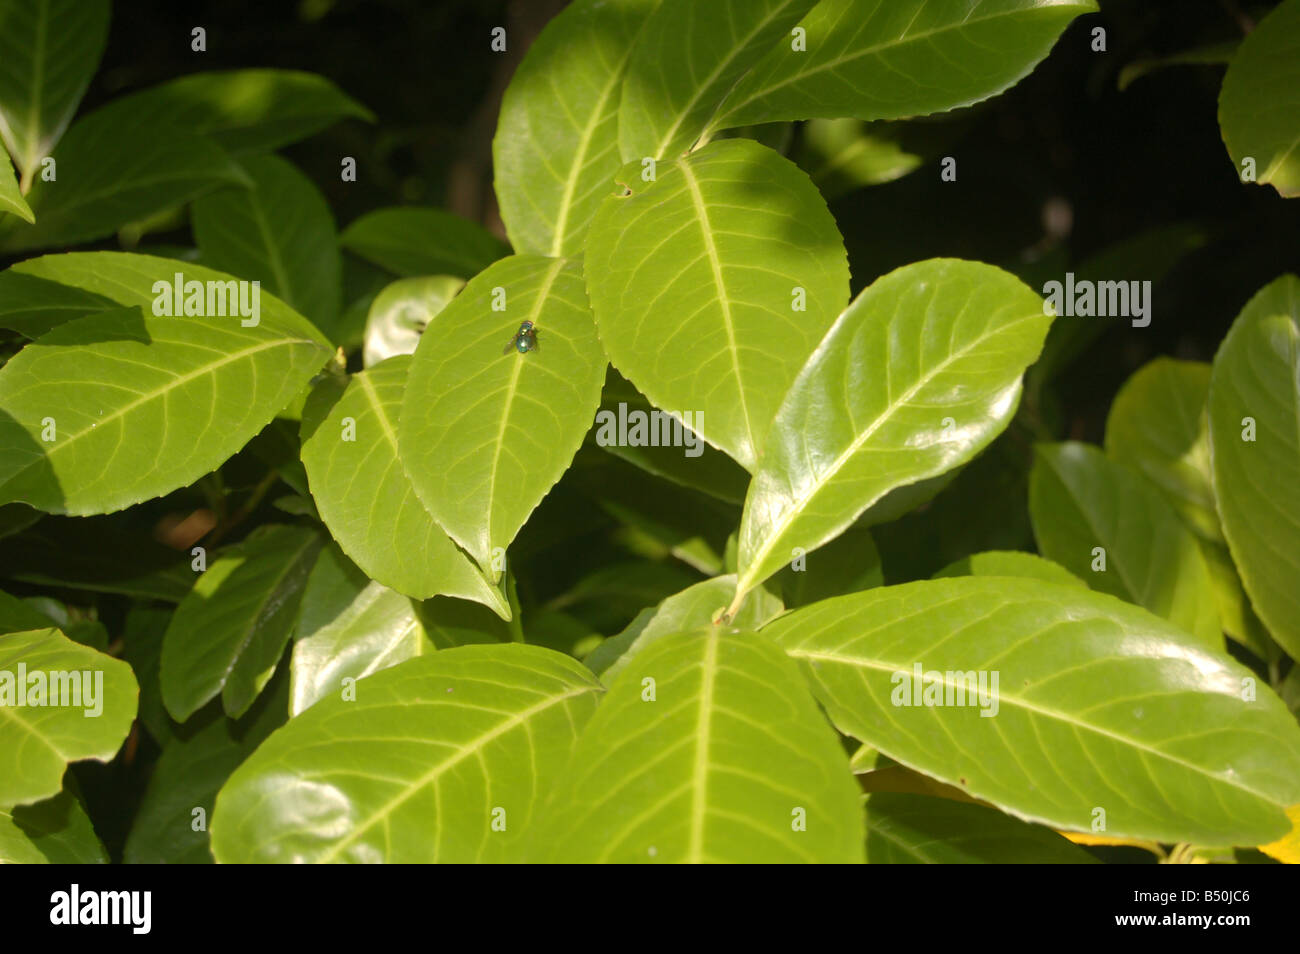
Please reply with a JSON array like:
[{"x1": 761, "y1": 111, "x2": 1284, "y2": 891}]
[
  {"x1": 0, "y1": 251, "x2": 324, "y2": 343},
  {"x1": 0, "y1": 105, "x2": 248, "y2": 253},
  {"x1": 733, "y1": 258, "x2": 1052, "y2": 606},
  {"x1": 0, "y1": 150, "x2": 33, "y2": 223},
  {"x1": 211, "y1": 645, "x2": 603, "y2": 862},
  {"x1": 1030, "y1": 442, "x2": 1222, "y2": 650},
  {"x1": 535, "y1": 627, "x2": 863, "y2": 862},
  {"x1": 795, "y1": 118, "x2": 924, "y2": 198},
  {"x1": 492, "y1": 0, "x2": 659, "y2": 256},
  {"x1": 0, "y1": 304, "x2": 331, "y2": 515},
  {"x1": 1218, "y1": 0, "x2": 1300, "y2": 197},
  {"x1": 97, "y1": 68, "x2": 374, "y2": 154},
  {"x1": 863, "y1": 792, "x2": 1098, "y2": 863},
  {"x1": 124, "y1": 677, "x2": 287, "y2": 864},
  {"x1": 160, "y1": 524, "x2": 324, "y2": 722},
  {"x1": 617, "y1": 0, "x2": 821, "y2": 161},
  {"x1": 289, "y1": 545, "x2": 436, "y2": 716},
  {"x1": 0, "y1": 588, "x2": 55, "y2": 634},
  {"x1": 708, "y1": 0, "x2": 1097, "y2": 132},
  {"x1": 0, "y1": 627, "x2": 138, "y2": 807},
  {"x1": 362, "y1": 276, "x2": 463, "y2": 368},
  {"x1": 300, "y1": 356, "x2": 507, "y2": 615},
  {"x1": 417, "y1": 597, "x2": 512, "y2": 649},
  {"x1": 1105, "y1": 358, "x2": 1221, "y2": 542},
  {"x1": 586, "y1": 138, "x2": 850, "y2": 471},
  {"x1": 932, "y1": 550, "x2": 1084, "y2": 587},
  {"x1": 584, "y1": 575, "x2": 782, "y2": 682},
  {"x1": 192, "y1": 154, "x2": 342, "y2": 336},
  {"x1": 339, "y1": 208, "x2": 509, "y2": 279},
  {"x1": 0, "y1": 0, "x2": 110, "y2": 176},
  {"x1": 0, "y1": 787, "x2": 106, "y2": 863},
  {"x1": 761, "y1": 577, "x2": 1300, "y2": 846},
  {"x1": 0, "y1": 271, "x2": 116, "y2": 339},
  {"x1": 1209, "y1": 275, "x2": 1300, "y2": 660},
  {"x1": 399, "y1": 255, "x2": 606, "y2": 572}
]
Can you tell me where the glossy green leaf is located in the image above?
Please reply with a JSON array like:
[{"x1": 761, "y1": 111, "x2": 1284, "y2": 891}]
[
  {"x1": 493, "y1": 0, "x2": 659, "y2": 256},
  {"x1": 192, "y1": 155, "x2": 342, "y2": 335},
  {"x1": 289, "y1": 546, "x2": 436, "y2": 716},
  {"x1": 339, "y1": 207, "x2": 508, "y2": 279},
  {"x1": 124, "y1": 678, "x2": 287, "y2": 864},
  {"x1": 762, "y1": 577, "x2": 1300, "y2": 846},
  {"x1": 1218, "y1": 0, "x2": 1300, "y2": 197},
  {"x1": 617, "y1": 0, "x2": 820, "y2": 161},
  {"x1": 733, "y1": 258, "x2": 1052, "y2": 606},
  {"x1": 300, "y1": 356, "x2": 506, "y2": 614},
  {"x1": 0, "y1": 104, "x2": 248, "y2": 253},
  {"x1": 1105, "y1": 358, "x2": 1220, "y2": 542},
  {"x1": 863, "y1": 792, "x2": 1098, "y2": 863},
  {"x1": 211, "y1": 645, "x2": 604, "y2": 863},
  {"x1": 0, "y1": 0, "x2": 109, "y2": 176},
  {"x1": 0, "y1": 151, "x2": 33, "y2": 223},
  {"x1": 362, "y1": 276, "x2": 463, "y2": 368},
  {"x1": 1030, "y1": 442, "x2": 1222, "y2": 649},
  {"x1": 586, "y1": 138, "x2": 850, "y2": 471},
  {"x1": 98, "y1": 68, "x2": 373, "y2": 154},
  {"x1": 399, "y1": 255, "x2": 605, "y2": 572},
  {"x1": 0, "y1": 248, "x2": 329, "y2": 343},
  {"x1": 708, "y1": 0, "x2": 1096, "y2": 132},
  {"x1": 0, "y1": 304, "x2": 331, "y2": 515},
  {"x1": 0, "y1": 627, "x2": 138, "y2": 807},
  {"x1": 1209, "y1": 275, "x2": 1300, "y2": 660},
  {"x1": 933, "y1": 549, "x2": 1084, "y2": 587},
  {"x1": 160, "y1": 524, "x2": 324, "y2": 722},
  {"x1": 536, "y1": 627, "x2": 863, "y2": 863},
  {"x1": 0, "y1": 787, "x2": 106, "y2": 863},
  {"x1": 584, "y1": 575, "x2": 782, "y2": 683}
]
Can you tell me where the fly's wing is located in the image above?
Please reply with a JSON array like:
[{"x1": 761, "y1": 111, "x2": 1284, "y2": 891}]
[
  {"x1": 530, "y1": 332, "x2": 539, "y2": 353},
  {"x1": 503, "y1": 336, "x2": 517, "y2": 355}
]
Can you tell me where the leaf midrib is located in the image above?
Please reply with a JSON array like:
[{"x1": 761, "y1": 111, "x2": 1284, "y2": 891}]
[
  {"x1": 789, "y1": 645, "x2": 1283, "y2": 806},
  {"x1": 678, "y1": 158, "x2": 756, "y2": 465},
  {"x1": 0, "y1": 335, "x2": 314, "y2": 494},
  {"x1": 740, "y1": 308, "x2": 1042, "y2": 590},
  {"x1": 314, "y1": 682, "x2": 595, "y2": 862},
  {"x1": 650, "y1": 0, "x2": 808, "y2": 157},
  {"x1": 687, "y1": 629, "x2": 719, "y2": 862},
  {"x1": 714, "y1": 2, "x2": 1087, "y2": 127}
]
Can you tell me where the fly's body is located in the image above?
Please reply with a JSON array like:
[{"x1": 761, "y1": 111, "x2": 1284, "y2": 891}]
[{"x1": 503, "y1": 320, "x2": 539, "y2": 355}]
